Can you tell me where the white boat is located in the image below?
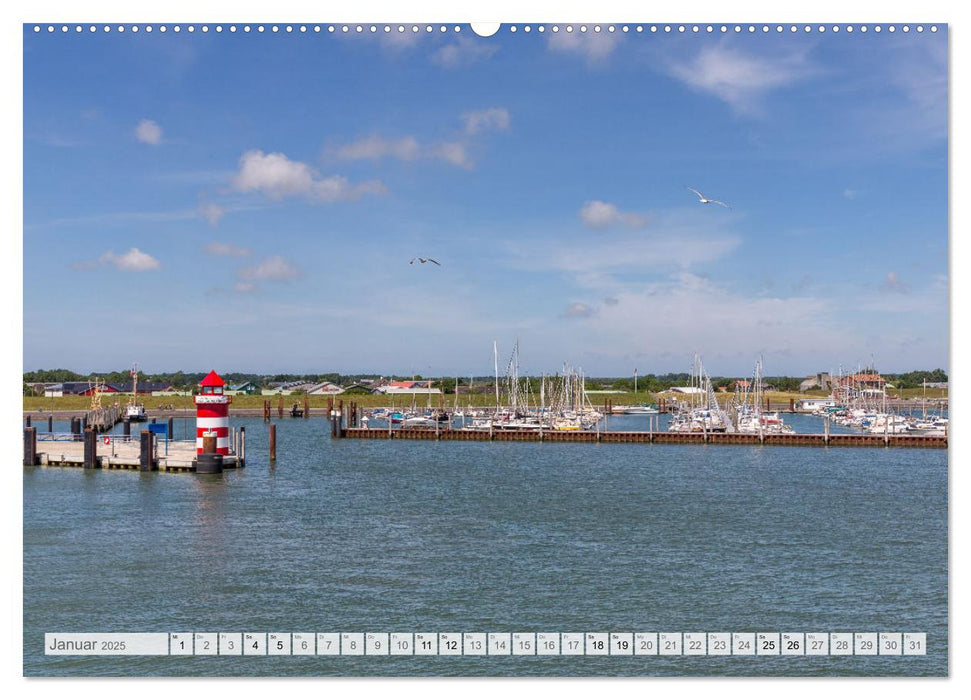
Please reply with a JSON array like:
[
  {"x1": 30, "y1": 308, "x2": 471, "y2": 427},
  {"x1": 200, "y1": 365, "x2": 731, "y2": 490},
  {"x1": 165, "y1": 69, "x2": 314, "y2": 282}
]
[
  {"x1": 125, "y1": 403, "x2": 147, "y2": 422},
  {"x1": 614, "y1": 404, "x2": 659, "y2": 415}
]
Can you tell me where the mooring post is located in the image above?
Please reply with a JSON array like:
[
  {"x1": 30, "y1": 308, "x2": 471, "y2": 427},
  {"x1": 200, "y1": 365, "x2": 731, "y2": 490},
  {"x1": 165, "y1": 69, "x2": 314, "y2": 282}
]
[
  {"x1": 25, "y1": 414, "x2": 31, "y2": 428},
  {"x1": 83, "y1": 428, "x2": 97, "y2": 469},
  {"x1": 168, "y1": 417, "x2": 174, "y2": 441},
  {"x1": 71, "y1": 417, "x2": 79, "y2": 436},
  {"x1": 885, "y1": 416, "x2": 889, "y2": 446},
  {"x1": 304, "y1": 394, "x2": 310, "y2": 419},
  {"x1": 269, "y1": 423, "x2": 277, "y2": 463},
  {"x1": 331, "y1": 408, "x2": 337, "y2": 438},
  {"x1": 47, "y1": 415, "x2": 53, "y2": 433},
  {"x1": 824, "y1": 416, "x2": 830, "y2": 445},
  {"x1": 81, "y1": 415, "x2": 87, "y2": 431},
  {"x1": 23, "y1": 426, "x2": 37, "y2": 466},
  {"x1": 278, "y1": 395, "x2": 284, "y2": 419},
  {"x1": 123, "y1": 419, "x2": 131, "y2": 437},
  {"x1": 139, "y1": 430, "x2": 155, "y2": 471},
  {"x1": 239, "y1": 427, "x2": 246, "y2": 466},
  {"x1": 263, "y1": 400, "x2": 270, "y2": 422},
  {"x1": 789, "y1": 398, "x2": 795, "y2": 413}
]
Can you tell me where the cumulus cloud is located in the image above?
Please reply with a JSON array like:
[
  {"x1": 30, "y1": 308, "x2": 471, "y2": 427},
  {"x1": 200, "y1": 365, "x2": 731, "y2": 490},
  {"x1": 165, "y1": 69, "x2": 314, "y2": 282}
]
[
  {"x1": 232, "y1": 150, "x2": 387, "y2": 202},
  {"x1": 199, "y1": 202, "x2": 225, "y2": 226},
  {"x1": 461, "y1": 107, "x2": 510, "y2": 135},
  {"x1": 205, "y1": 241, "x2": 251, "y2": 257},
  {"x1": 564, "y1": 302, "x2": 596, "y2": 319},
  {"x1": 135, "y1": 119, "x2": 163, "y2": 145},
  {"x1": 548, "y1": 29, "x2": 620, "y2": 64},
  {"x1": 233, "y1": 282, "x2": 258, "y2": 293},
  {"x1": 432, "y1": 37, "x2": 500, "y2": 68},
  {"x1": 76, "y1": 247, "x2": 162, "y2": 271},
  {"x1": 579, "y1": 200, "x2": 649, "y2": 229},
  {"x1": 665, "y1": 43, "x2": 814, "y2": 115},
  {"x1": 239, "y1": 255, "x2": 301, "y2": 282}
]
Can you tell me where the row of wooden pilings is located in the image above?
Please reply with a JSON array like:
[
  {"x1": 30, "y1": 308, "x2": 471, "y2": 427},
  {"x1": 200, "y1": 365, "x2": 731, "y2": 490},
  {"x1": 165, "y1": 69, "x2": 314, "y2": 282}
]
[
  {"x1": 23, "y1": 426, "x2": 156, "y2": 470},
  {"x1": 263, "y1": 395, "x2": 312, "y2": 421},
  {"x1": 24, "y1": 413, "x2": 176, "y2": 439}
]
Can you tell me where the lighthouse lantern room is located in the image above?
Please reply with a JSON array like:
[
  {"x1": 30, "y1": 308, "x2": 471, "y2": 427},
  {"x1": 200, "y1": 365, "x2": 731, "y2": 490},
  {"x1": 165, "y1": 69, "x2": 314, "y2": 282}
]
[{"x1": 195, "y1": 370, "x2": 232, "y2": 455}]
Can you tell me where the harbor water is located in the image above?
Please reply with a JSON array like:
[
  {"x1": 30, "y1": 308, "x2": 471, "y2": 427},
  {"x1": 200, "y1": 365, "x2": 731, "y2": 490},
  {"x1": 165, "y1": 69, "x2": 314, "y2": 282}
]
[{"x1": 23, "y1": 416, "x2": 947, "y2": 676}]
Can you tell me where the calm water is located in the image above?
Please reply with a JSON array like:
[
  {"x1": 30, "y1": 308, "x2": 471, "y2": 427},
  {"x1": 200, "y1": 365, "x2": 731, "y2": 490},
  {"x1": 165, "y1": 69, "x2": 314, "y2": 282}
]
[{"x1": 23, "y1": 416, "x2": 947, "y2": 676}]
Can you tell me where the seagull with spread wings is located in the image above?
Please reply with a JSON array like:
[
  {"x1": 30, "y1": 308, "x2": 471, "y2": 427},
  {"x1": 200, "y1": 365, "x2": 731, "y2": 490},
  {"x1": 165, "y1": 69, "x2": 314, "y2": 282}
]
[
  {"x1": 410, "y1": 257, "x2": 441, "y2": 266},
  {"x1": 686, "y1": 186, "x2": 731, "y2": 209}
]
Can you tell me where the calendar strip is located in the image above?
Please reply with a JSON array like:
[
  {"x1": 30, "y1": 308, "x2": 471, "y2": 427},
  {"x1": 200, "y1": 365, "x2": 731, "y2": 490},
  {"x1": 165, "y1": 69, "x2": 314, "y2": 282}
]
[{"x1": 45, "y1": 632, "x2": 927, "y2": 656}]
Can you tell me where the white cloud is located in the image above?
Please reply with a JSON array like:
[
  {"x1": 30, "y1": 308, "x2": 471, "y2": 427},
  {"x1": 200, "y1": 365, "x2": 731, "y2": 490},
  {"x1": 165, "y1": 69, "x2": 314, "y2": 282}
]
[
  {"x1": 461, "y1": 107, "x2": 510, "y2": 135},
  {"x1": 135, "y1": 119, "x2": 163, "y2": 145},
  {"x1": 239, "y1": 255, "x2": 301, "y2": 282},
  {"x1": 432, "y1": 37, "x2": 499, "y2": 68},
  {"x1": 98, "y1": 248, "x2": 161, "y2": 271},
  {"x1": 564, "y1": 302, "x2": 596, "y2": 319},
  {"x1": 233, "y1": 282, "x2": 258, "y2": 293},
  {"x1": 232, "y1": 150, "x2": 387, "y2": 202},
  {"x1": 579, "y1": 200, "x2": 649, "y2": 229},
  {"x1": 432, "y1": 141, "x2": 472, "y2": 168},
  {"x1": 205, "y1": 241, "x2": 251, "y2": 257},
  {"x1": 547, "y1": 29, "x2": 620, "y2": 64},
  {"x1": 335, "y1": 135, "x2": 473, "y2": 168},
  {"x1": 665, "y1": 43, "x2": 813, "y2": 115},
  {"x1": 336, "y1": 135, "x2": 421, "y2": 161},
  {"x1": 882, "y1": 271, "x2": 909, "y2": 294},
  {"x1": 199, "y1": 202, "x2": 225, "y2": 226}
]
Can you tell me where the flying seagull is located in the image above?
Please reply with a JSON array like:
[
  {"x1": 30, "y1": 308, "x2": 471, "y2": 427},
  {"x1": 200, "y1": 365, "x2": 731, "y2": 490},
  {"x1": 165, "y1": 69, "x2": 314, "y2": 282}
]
[
  {"x1": 410, "y1": 257, "x2": 441, "y2": 266},
  {"x1": 686, "y1": 186, "x2": 731, "y2": 209}
]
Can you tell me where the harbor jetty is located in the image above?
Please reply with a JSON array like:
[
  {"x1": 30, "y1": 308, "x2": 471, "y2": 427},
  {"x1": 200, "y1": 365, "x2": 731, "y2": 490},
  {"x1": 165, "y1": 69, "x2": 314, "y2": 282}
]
[{"x1": 338, "y1": 426, "x2": 946, "y2": 448}]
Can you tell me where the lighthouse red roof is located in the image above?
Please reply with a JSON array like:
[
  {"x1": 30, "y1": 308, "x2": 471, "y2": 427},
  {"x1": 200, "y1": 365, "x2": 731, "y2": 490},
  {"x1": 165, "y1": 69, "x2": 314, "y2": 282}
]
[{"x1": 199, "y1": 370, "x2": 226, "y2": 388}]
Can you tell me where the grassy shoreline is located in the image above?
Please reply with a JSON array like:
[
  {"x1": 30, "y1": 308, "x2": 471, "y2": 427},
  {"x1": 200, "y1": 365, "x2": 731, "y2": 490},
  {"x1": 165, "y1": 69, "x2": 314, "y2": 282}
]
[{"x1": 22, "y1": 387, "x2": 947, "y2": 413}]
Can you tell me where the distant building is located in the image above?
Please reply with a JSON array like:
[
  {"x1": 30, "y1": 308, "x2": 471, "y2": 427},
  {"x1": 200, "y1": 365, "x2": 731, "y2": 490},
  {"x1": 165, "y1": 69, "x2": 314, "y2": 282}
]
[
  {"x1": 107, "y1": 381, "x2": 176, "y2": 394},
  {"x1": 226, "y1": 382, "x2": 260, "y2": 396},
  {"x1": 667, "y1": 387, "x2": 705, "y2": 395},
  {"x1": 308, "y1": 382, "x2": 345, "y2": 395},
  {"x1": 799, "y1": 372, "x2": 832, "y2": 392},
  {"x1": 376, "y1": 381, "x2": 441, "y2": 395}
]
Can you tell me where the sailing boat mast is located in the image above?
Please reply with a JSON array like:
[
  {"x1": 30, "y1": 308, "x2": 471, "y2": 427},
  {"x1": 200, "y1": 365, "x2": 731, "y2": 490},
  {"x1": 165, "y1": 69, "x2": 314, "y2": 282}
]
[{"x1": 493, "y1": 341, "x2": 500, "y2": 411}]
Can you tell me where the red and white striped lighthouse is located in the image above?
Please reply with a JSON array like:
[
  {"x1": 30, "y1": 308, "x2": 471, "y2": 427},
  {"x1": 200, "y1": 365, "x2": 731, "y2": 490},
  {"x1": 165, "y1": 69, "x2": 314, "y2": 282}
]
[{"x1": 195, "y1": 370, "x2": 232, "y2": 455}]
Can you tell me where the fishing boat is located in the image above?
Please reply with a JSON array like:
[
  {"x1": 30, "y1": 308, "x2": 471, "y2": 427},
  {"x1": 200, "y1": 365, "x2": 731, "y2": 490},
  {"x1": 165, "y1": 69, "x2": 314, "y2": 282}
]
[{"x1": 125, "y1": 364, "x2": 147, "y2": 422}]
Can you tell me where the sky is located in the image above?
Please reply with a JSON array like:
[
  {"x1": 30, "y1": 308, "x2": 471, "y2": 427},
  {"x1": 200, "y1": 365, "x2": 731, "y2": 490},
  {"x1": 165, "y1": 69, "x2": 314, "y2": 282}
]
[{"x1": 22, "y1": 22, "x2": 949, "y2": 378}]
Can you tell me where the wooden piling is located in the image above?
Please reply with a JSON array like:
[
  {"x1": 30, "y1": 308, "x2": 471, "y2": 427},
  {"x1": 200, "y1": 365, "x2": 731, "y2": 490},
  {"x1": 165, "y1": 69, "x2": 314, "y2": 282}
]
[
  {"x1": 824, "y1": 416, "x2": 830, "y2": 445},
  {"x1": 263, "y1": 400, "x2": 271, "y2": 422},
  {"x1": 123, "y1": 419, "x2": 131, "y2": 437},
  {"x1": 47, "y1": 415, "x2": 53, "y2": 433},
  {"x1": 789, "y1": 398, "x2": 795, "y2": 413},
  {"x1": 168, "y1": 417, "x2": 174, "y2": 439},
  {"x1": 278, "y1": 395, "x2": 284, "y2": 418},
  {"x1": 25, "y1": 414, "x2": 31, "y2": 428},
  {"x1": 83, "y1": 428, "x2": 98, "y2": 469},
  {"x1": 71, "y1": 417, "x2": 80, "y2": 435},
  {"x1": 139, "y1": 430, "x2": 155, "y2": 471},
  {"x1": 304, "y1": 394, "x2": 310, "y2": 419},
  {"x1": 23, "y1": 427, "x2": 37, "y2": 466},
  {"x1": 269, "y1": 423, "x2": 277, "y2": 462}
]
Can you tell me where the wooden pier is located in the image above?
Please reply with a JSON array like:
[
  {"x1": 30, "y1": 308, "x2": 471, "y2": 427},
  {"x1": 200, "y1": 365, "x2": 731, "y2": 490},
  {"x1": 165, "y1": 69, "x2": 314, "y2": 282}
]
[
  {"x1": 340, "y1": 427, "x2": 947, "y2": 448},
  {"x1": 25, "y1": 432, "x2": 244, "y2": 472}
]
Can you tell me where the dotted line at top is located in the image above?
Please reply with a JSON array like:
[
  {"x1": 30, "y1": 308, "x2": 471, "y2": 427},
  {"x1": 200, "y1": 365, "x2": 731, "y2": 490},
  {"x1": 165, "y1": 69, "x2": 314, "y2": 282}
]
[{"x1": 31, "y1": 24, "x2": 940, "y2": 35}]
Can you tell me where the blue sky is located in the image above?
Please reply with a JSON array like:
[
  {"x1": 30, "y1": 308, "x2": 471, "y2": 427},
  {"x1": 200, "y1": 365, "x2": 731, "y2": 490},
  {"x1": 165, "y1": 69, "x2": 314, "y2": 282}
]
[{"x1": 22, "y1": 23, "x2": 948, "y2": 377}]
